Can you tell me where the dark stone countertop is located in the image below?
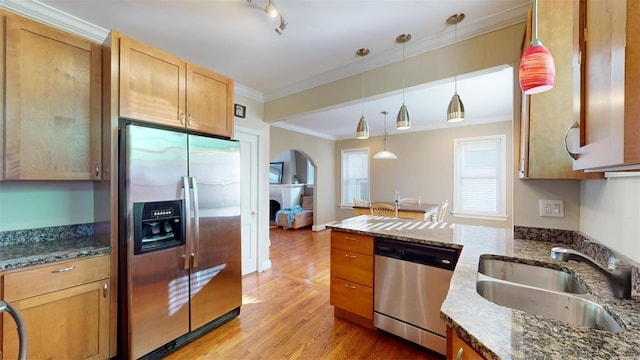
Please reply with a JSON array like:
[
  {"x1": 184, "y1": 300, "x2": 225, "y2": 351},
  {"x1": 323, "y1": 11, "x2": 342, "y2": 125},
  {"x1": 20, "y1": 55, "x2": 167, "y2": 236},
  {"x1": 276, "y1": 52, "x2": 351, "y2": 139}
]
[
  {"x1": 0, "y1": 234, "x2": 111, "y2": 271},
  {"x1": 327, "y1": 215, "x2": 640, "y2": 360}
]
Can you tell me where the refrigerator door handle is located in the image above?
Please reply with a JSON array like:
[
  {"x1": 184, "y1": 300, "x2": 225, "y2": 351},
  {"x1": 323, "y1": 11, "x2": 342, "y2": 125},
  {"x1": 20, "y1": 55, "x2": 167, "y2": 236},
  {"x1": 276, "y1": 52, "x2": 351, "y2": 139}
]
[
  {"x1": 191, "y1": 176, "x2": 200, "y2": 268},
  {"x1": 182, "y1": 176, "x2": 192, "y2": 270}
]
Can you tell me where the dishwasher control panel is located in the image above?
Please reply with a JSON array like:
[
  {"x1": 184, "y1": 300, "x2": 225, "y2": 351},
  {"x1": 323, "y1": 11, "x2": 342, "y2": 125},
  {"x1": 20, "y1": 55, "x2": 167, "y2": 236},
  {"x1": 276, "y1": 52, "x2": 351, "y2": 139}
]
[{"x1": 374, "y1": 237, "x2": 458, "y2": 270}]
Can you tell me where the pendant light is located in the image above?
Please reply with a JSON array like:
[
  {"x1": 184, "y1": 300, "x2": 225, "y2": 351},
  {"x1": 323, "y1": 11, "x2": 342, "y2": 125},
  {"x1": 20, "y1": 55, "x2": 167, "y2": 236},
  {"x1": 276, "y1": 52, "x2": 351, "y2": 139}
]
[
  {"x1": 446, "y1": 13, "x2": 465, "y2": 123},
  {"x1": 355, "y1": 48, "x2": 370, "y2": 139},
  {"x1": 396, "y1": 34, "x2": 411, "y2": 130},
  {"x1": 373, "y1": 111, "x2": 398, "y2": 160},
  {"x1": 519, "y1": 0, "x2": 555, "y2": 94}
]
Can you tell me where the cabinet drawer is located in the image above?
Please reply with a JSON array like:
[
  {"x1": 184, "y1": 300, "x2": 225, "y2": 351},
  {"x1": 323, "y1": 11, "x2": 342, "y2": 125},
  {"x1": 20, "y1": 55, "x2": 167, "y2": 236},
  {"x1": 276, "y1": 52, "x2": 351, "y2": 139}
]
[
  {"x1": 450, "y1": 329, "x2": 484, "y2": 360},
  {"x1": 331, "y1": 231, "x2": 373, "y2": 255},
  {"x1": 3, "y1": 255, "x2": 110, "y2": 301},
  {"x1": 330, "y1": 248, "x2": 373, "y2": 287},
  {"x1": 330, "y1": 276, "x2": 373, "y2": 320}
]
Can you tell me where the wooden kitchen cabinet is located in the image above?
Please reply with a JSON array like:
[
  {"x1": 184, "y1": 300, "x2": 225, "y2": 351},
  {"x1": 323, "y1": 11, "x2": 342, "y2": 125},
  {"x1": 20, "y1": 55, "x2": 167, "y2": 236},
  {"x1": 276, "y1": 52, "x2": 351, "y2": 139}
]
[
  {"x1": 447, "y1": 327, "x2": 484, "y2": 360},
  {"x1": 329, "y1": 230, "x2": 374, "y2": 327},
  {"x1": 1, "y1": 255, "x2": 111, "y2": 360},
  {"x1": 119, "y1": 35, "x2": 234, "y2": 138},
  {"x1": 2, "y1": 12, "x2": 102, "y2": 180},
  {"x1": 518, "y1": 0, "x2": 601, "y2": 179},
  {"x1": 571, "y1": 0, "x2": 640, "y2": 171}
]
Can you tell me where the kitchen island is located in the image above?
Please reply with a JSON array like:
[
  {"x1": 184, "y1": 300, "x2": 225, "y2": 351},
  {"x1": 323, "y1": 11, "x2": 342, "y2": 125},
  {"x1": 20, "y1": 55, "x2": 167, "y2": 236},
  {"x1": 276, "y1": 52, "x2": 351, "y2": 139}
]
[{"x1": 327, "y1": 215, "x2": 640, "y2": 360}]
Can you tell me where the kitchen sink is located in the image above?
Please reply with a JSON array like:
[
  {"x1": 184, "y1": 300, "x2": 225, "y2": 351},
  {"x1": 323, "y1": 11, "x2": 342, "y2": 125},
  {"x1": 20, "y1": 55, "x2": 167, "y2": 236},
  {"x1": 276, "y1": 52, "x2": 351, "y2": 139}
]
[
  {"x1": 476, "y1": 277, "x2": 623, "y2": 333},
  {"x1": 478, "y1": 257, "x2": 587, "y2": 294}
]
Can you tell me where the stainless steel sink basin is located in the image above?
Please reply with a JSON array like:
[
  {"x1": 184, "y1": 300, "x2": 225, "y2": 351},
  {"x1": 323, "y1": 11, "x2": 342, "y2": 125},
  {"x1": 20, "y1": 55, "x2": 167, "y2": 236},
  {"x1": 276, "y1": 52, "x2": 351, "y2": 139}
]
[
  {"x1": 476, "y1": 277, "x2": 623, "y2": 333},
  {"x1": 478, "y1": 257, "x2": 587, "y2": 294}
]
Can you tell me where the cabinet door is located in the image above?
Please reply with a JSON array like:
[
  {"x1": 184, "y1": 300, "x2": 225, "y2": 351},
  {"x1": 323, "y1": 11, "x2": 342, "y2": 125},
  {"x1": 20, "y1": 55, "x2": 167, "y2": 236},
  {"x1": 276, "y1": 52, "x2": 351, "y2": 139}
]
[
  {"x1": 519, "y1": 0, "x2": 601, "y2": 179},
  {"x1": 186, "y1": 63, "x2": 234, "y2": 137},
  {"x1": 2, "y1": 280, "x2": 110, "y2": 360},
  {"x1": 574, "y1": 0, "x2": 640, "y2": 170},
  {"x1": 4, "y1": 15, "x2": 102, "y2": 180},
  {"x1": 119, "y1": 35, "x2": 186, "y2": 128},
  {"x1": 447, "y1": 327, "x2": 484, "y2": 360}
]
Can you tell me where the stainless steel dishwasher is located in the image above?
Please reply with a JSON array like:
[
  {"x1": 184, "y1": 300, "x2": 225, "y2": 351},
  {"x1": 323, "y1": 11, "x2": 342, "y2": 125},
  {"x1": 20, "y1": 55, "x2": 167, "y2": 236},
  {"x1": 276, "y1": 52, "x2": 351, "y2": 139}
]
[{"x1": 374, "y1": 237, "x2": 457, "y2": 356}]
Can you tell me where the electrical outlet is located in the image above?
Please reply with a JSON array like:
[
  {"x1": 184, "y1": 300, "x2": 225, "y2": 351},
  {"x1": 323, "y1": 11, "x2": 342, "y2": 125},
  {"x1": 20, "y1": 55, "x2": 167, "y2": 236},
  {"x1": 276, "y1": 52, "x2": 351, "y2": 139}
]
[{"x1": 539, "y1": 200, "x2": 564, "y2": 217}]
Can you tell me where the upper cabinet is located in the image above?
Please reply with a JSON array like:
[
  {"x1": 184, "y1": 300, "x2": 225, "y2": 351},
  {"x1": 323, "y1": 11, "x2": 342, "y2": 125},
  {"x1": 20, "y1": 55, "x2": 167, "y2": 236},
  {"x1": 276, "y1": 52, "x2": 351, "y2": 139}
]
[
  {"x1": 119, "y1": 35, "x2": 234, "y2": 138},
  {"x1": 572, "y1": 0, "x2": 640, "y2": 171},
  {"x1": 3, "y1": 13, "x2": 102, "y2": 180},
  {"x1": 519, "y1": 0, "x2": 601, "y2": 179}
]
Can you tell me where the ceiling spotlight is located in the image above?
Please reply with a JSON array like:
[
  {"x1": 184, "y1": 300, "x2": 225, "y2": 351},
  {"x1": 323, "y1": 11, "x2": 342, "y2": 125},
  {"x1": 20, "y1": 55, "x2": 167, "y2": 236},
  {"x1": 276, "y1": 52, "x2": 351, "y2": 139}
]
[
  {"x1": 264, "y1": 0, "x2": 278, "y2": 17},
  {"x1": 275, "y1": 16, "x2": 287, "y2": 35}
]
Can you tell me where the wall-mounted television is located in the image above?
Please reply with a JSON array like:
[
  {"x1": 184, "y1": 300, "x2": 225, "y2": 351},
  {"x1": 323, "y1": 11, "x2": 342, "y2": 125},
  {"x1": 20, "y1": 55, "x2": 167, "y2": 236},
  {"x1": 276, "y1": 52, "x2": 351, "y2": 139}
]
[{"x1": 269, "y1": 162, "x2": 284, "y2": 184}]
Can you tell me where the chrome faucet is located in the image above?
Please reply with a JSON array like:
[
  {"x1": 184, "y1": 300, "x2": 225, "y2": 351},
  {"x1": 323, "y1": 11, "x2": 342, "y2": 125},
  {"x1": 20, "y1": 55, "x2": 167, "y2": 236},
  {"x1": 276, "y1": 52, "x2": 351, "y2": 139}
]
[{"x1": 550, "y1": 247, "x2": 632, "y2": 299}]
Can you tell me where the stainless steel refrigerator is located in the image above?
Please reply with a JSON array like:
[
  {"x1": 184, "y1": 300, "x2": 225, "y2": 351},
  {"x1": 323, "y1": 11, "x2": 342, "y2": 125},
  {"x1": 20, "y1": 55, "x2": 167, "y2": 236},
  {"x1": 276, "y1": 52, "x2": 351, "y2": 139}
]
[{"x1": 119, "y1": 124, "x2": 241, "y2": 359}]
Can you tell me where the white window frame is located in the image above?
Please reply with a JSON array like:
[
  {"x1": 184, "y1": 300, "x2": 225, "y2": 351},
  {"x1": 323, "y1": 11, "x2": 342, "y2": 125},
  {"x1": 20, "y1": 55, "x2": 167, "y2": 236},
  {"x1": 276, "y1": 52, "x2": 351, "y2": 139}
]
[
  {"x1": 340, "y1": 147, "x2": 370, "y2": 209},
  {"x1": 452, "y1": 134, "x2": 507, "y2": 221}
]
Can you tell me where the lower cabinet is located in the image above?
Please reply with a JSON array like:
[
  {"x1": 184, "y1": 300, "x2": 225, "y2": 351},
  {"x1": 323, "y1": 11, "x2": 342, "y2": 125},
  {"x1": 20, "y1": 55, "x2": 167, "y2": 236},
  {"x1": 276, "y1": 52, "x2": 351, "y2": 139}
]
[
  {"x1": 1, "y1": 255, "x2": 110, "y2": 359},
  {"x1": 447, "y1": 326, "x2": 484, "y2": 360},
  {"x1": 329, "y1": 230, "x2": 374, "y2": 327}
]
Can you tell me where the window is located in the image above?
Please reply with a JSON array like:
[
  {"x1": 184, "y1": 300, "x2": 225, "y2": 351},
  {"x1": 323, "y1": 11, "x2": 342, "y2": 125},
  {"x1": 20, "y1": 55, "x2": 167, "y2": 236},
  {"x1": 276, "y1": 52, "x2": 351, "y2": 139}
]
[
  {"x1": 306, "y1": 160, "x2": 314, "y2": 186},
  {"x1": 341, "y1": 148, "x2": 369, "y2": 206},
  {"x1": 453, "y1": 135, "x2": 507, "y2": 221}
]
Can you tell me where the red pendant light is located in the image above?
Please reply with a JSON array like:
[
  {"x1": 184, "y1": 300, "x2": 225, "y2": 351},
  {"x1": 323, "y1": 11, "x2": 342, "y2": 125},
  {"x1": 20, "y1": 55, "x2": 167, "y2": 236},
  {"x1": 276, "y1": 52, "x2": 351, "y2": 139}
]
[{"x1": 519, "y1": 0, "x2": 555, "y2": 94}]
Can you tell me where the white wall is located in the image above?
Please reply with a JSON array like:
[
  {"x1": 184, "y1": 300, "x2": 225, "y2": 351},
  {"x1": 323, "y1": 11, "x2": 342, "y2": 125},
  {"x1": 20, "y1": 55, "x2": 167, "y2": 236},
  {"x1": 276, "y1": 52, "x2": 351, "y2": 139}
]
[
  {"x1": 581, "y1": 177, "x2": 640, "y2": 263},
  {"x1": 335, "y1": 121, "x2": 513, "y2": 228}
]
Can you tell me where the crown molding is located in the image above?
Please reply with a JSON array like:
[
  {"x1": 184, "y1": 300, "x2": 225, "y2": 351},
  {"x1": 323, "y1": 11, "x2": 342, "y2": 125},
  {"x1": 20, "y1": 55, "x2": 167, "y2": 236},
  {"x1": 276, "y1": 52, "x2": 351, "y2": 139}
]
[
  {"x1": 271, "y1": 121, "x2": 336, "y2": 141},
  {"x1": 0, "y1": 0, "x2": 108, "y2": 42}
]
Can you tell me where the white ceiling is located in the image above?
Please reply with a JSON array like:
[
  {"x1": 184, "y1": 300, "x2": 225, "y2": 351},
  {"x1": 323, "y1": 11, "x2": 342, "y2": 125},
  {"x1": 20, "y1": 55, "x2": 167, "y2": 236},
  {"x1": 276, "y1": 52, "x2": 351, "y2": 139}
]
[{"x1": 6, "y1": 0, "x2": 527, "y2": 140}]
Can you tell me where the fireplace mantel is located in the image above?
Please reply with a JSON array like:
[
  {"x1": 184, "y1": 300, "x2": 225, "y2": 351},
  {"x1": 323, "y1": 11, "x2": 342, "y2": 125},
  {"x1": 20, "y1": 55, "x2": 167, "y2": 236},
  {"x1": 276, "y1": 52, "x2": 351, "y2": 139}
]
[{"x1": 270, "y1": 184, "x2": 305, "y2": 209}]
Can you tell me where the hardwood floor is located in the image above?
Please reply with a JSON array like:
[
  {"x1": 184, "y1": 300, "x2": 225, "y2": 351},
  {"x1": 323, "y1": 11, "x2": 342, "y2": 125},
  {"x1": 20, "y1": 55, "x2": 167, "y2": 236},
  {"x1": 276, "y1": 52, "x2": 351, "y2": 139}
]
[{"x1": 165, "y1": 227, "x2": 443, "y2": 360}]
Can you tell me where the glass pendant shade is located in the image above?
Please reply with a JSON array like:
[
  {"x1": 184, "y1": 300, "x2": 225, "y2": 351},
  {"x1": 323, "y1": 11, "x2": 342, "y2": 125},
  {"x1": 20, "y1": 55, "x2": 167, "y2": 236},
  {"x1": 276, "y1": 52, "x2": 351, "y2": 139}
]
[
  {"x1": 396, "y1": 104, "x2": 410, "y2": 130},
  {"x1": 373, "y1": 149, "x2": 397, "y2": 160},
  {"x1": 356, "y1": 115, "x2": 369, "y2": 139},
  {"x1": 518, "y1": 0, "x2": 555, "y2": 94},
  {"x1": 519, "y1": 39, "x2": 555, "y2": 94},
  {"x1": 447, "y1": 93, "x2": 465, "y2": 123}
]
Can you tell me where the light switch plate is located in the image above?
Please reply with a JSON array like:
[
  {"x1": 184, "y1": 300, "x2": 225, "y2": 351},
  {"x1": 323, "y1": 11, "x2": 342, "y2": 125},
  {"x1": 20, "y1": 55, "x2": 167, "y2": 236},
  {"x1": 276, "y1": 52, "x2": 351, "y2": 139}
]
[{"x1": 539, "y1": 200, "x2": 564, "y2": 217}]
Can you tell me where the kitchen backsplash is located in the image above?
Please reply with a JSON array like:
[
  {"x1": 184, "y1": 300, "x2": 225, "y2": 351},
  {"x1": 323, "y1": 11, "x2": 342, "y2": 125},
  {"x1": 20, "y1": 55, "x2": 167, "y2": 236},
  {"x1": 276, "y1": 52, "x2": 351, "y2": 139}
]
[
  {"x1": 0, "y1": 223, "x2": 95, "y2": 247},
  {"x1": 515, "y1": 226, "x2": 640, "y2": 295}
]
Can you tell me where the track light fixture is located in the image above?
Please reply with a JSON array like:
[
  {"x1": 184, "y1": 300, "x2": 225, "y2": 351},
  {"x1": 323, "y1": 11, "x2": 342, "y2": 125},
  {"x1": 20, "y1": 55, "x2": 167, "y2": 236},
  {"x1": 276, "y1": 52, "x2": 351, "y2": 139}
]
[
  {"x1": 247, "y1": 0, "x2": 287, "y2": 34},
  {"x1": 264, "y1": 0, "x2": 278, "y2": 18},
  {"x1": 275, "y1": 15, "x2": 287, "y2": 35},
  {"x1": 355, "y1": 48, "x2": 370, "y2": 139}
]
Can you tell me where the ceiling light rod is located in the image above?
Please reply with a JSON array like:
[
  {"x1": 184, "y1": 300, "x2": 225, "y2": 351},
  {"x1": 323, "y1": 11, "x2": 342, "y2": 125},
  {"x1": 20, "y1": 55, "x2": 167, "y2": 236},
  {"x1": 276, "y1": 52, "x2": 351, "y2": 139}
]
[
  {"x1": 396, "y1": 33, "x2": 411, "y2": 130},
  {"x1": 373, "y1": 111, "x2": 398, "y2": 159},
  {"x1": 446, "y1": 12, "x2": 465, "y2": 123},
  {"x1": 356, "y1": 48, "x2": 370, "y2": 139}
]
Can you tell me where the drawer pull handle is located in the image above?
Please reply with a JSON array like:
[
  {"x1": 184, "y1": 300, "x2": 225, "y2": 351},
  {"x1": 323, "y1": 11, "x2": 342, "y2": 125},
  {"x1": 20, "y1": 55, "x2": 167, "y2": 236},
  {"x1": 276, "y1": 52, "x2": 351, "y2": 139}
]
[
  {"x1": 345, "y1": 254, "x2": 357, "y2": 259},
  {"x1": 345, "y1": 236, "x2": 356, "y2": 241},
  {"x1": 564, "y1": 121, "x2": 579, "y2": 160},
  {"x1": 344, "y1": 283, "x2": 356, "y2": 289},
  {"x1": 103, "y1": 283, "x2": 108, "y2": 298},
  {"x1": 51, "y1": 266, "x2": 76, "y2": 273},
  {"x1": 456, "y1": 347, "x2": 464, "y2": 360}
]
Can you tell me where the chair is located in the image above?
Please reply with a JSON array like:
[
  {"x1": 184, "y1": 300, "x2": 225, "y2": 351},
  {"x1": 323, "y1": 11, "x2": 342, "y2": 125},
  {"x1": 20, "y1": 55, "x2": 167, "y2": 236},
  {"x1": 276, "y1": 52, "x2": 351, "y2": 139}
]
[
  {"x1": 431, "y1": 200, "x2": 448, "y2": 222},
  {"x1": 370, "y1": 203, "x2": 398, "y2": 217}
]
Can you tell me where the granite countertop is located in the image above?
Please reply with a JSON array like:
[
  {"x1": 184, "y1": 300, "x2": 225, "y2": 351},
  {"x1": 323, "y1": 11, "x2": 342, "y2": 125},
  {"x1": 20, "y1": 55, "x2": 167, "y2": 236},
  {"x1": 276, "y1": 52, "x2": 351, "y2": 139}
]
[
  {"x1": 327, "y1": 215, "x2": 640, "y2": 360},
  {"x1": 0, "y1": 234, "x2": 111, "y2": 271}
]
